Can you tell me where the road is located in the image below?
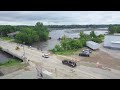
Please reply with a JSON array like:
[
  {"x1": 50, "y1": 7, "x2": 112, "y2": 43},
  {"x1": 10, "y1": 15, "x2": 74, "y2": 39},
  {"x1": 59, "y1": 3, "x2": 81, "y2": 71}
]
[{"x1": 0, "y1": 39, "x2": 120, "y2": 79}]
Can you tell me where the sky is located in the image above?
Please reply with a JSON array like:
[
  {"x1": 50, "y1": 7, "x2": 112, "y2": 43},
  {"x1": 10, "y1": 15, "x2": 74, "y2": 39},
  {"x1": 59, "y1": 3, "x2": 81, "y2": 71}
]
[{"x1": 0, "y1": 11, "x2": 120, "y2": 25}]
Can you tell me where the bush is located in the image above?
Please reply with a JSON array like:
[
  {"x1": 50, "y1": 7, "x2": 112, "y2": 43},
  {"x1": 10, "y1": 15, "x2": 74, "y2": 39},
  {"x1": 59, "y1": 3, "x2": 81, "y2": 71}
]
[
  {"x1": 92, "y1": 37, "x2": 102, "y2": 43},
  {"x1": 52, "y1": 45, "x2": 64, "y2": 52}
]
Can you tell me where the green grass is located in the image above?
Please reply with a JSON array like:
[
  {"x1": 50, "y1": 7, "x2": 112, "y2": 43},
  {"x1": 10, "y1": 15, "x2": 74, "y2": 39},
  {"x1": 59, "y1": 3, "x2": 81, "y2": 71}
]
[
  {"x1": 11, "y1": 39, "x2": 23, "y2": 44},
  {"x1": 0, "y1": 37, "x2": 13, "y2": 41},
  {"x1": 0, "y1": 59, "x2": 22, "y2": 67},
  {"x1": 50, "y1": 49, "x2": 79, "y2": 55}
]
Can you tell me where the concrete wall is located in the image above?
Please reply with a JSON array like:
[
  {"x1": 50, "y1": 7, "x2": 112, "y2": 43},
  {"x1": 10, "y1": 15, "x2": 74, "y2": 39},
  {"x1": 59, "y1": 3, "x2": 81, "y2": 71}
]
[{"x1": 104, "y1": 35, "x2": 120, "y2": 49}]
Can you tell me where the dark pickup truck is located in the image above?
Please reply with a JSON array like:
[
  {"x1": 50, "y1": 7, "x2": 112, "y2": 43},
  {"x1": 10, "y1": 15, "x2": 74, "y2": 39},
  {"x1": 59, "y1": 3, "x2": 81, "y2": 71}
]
[{"x1": 62, "y1": 60, "x2": 77, "y2": 68}]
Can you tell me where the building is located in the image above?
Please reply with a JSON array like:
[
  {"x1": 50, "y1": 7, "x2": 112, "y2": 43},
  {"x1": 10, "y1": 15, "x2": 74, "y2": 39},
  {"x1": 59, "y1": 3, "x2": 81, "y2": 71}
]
[
  {"x1": 7, "y1": 31, "x2": 19, "y2": 38},
  {"x1": 86, "y1": 41, "x2": 100, "y2": 50},
  {"x1": 104, "y1": 34, "x2": 120, "y2": 50}
]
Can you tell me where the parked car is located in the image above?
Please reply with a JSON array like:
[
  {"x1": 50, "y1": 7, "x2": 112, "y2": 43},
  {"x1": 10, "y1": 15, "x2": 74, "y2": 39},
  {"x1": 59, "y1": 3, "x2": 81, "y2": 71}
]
[
  {"x1": 83, "y1": 49, "x2": 92, "y2": 53},
  {"x1": 42, "y1": 53, "x2": 49, "y2": 58},
  {"x1": 79, "y1": 51, "x2": 90, "y2": 57},
  {"x1": 62, "y1": 60, "x2": 77, "y2": 68}
]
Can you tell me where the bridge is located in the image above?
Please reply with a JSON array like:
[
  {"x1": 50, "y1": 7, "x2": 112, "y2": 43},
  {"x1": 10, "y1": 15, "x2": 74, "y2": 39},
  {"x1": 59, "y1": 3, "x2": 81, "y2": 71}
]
[{"x1": 0, "y1": 39, "x2": 120, "y2": 79}]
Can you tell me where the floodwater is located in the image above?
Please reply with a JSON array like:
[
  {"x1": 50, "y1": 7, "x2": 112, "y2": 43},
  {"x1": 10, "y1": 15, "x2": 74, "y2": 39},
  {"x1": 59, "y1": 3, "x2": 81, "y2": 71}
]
[
  {"x1": 32, "y1": 28, "x2": 108, "y2": 51},
  {"x1": 0, "y1": 51, "x2": 13, "y2": 64}
]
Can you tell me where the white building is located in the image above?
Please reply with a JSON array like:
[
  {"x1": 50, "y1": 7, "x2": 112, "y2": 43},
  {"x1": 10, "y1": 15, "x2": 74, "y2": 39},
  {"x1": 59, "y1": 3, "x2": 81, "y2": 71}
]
[
  {"x1": 86, "y1": 41, "x2": 100, "y2": 50},
  {"x1": 104, "y1": 34, "x2": 120, "y2": 49}
]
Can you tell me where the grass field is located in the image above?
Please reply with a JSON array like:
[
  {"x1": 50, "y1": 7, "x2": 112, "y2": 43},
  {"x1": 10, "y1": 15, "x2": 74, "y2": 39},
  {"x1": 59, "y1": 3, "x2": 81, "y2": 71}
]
[{"x1": 0, "y1": 59, "x2": 22, "y2": 67}]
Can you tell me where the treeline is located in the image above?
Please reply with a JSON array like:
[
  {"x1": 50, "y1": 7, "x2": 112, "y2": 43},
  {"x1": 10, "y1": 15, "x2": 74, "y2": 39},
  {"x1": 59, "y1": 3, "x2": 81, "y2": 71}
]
[
  {"x1": 109, "y1": 25, "x2": 120, "y2": 34},
  {"x1": 0, "y1": 25, "x2": 18, "y2": 36},
  {"x1": 15, "y1": 22, "x2": 49, "y2": 44},
  {"x1": 46, "y1": 24, "x2": 120, "y2": 29},
  {"x1": 0, "y1": 22, "x2": 49, "y2": 45}
]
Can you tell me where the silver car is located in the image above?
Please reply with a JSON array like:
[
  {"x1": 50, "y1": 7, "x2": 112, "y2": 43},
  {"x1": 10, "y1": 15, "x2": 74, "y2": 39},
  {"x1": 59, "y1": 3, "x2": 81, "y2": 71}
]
[{"x1": 42, "y1": 53, "x2": 49, "y2": 58}]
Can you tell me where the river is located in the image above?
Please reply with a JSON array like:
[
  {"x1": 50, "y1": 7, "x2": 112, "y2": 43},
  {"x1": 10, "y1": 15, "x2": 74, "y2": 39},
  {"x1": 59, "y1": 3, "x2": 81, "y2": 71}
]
[
  {"x1": 0, "y1": 51, "x2": 13, "y2": 64},
  {"x1": 32, "y1": 28, "x2": 108, "y2": 51}
]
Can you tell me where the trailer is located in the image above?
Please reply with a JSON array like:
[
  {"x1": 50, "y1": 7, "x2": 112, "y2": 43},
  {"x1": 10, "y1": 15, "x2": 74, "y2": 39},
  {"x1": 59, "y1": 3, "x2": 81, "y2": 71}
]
[{"x1": 86, "y1": 41, "x2": 100, "y2": 50}]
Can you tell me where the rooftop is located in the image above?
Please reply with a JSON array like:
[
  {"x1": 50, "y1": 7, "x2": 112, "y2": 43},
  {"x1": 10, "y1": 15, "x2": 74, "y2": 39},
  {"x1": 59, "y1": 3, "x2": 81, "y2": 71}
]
[
  {"x1": 7, "y1": 31, "x2": 19, "y2": 36},
  {"x1": 87, "y1": 41, "x2": 99, "y2": 45}
]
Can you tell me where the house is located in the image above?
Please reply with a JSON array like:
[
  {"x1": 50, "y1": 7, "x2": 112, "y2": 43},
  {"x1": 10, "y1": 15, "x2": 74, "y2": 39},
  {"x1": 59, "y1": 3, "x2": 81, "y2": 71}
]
[
  {"x1": 104, "y1": 34, "x2": 120, "y2": 50},
  {"x1": 86, "y1": 41, "x2": 100, "y2": 50},
  {"x1": 7, "y1": 31, "x2": 19, "y2": 38}
]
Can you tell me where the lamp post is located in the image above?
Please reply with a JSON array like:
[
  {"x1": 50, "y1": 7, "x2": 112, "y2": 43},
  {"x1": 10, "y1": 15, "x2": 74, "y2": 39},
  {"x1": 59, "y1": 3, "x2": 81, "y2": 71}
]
[{"x1": 23, "y1": 42, "x2": 25, "y2": 57}]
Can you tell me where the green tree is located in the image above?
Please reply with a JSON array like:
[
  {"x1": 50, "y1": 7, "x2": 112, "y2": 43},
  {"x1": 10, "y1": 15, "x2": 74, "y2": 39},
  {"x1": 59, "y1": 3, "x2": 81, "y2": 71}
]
[
  {"x1": 34, "y1": 22, "x2": 49, "y2": 41},
  {"x1": 90, "y1": 31, "x2": 96, "y2": 38},
  {"x1": 0, "y1": 25, "x2": 16, "y2": 36},
  {"x1": 109, "y1": 26, "x2": 120, "y2": 34},
  {"x1": 16, "y1": 28, "x2": 39, "y2": 44}
]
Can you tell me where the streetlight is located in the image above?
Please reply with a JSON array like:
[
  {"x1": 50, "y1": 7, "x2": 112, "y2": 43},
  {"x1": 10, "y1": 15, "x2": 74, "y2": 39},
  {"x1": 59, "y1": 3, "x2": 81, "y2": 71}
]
[{"x1": 23, "y1": 42, "x2": 25, "y2": 58}]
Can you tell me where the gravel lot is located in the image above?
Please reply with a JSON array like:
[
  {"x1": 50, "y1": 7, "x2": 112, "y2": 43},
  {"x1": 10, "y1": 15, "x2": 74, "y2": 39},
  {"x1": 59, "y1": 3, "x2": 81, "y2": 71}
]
[{"x1": 56, "y1": 46, "x2": 120, "y2": 70}]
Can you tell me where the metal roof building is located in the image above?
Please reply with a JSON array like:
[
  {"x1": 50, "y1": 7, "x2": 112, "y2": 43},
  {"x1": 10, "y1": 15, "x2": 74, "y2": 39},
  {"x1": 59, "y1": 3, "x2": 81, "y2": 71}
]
[
  {"x1": 104, "y1": 34, "x2": 120, "y2": 49},
  {"x1": 86, "y1": 41, "x2": 100, "y2": 50}
]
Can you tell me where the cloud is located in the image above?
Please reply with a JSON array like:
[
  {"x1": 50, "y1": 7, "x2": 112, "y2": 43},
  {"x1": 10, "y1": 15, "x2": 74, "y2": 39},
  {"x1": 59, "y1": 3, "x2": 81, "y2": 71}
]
[{"x1": 0, "y1": 11, "x2": 120, "y2": 25}]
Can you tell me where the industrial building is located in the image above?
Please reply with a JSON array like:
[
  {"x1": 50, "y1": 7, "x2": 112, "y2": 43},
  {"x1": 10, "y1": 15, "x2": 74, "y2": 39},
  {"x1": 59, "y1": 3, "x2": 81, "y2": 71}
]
[{"x1": 104, "y1": 34, "x2": 120, "y2": 50}]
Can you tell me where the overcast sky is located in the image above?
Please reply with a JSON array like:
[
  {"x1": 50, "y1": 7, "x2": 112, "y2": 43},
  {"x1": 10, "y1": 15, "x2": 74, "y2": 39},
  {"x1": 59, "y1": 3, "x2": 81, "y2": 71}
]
[{"x1": 0, "y1": 11, "x2": 120, "y2": 25}]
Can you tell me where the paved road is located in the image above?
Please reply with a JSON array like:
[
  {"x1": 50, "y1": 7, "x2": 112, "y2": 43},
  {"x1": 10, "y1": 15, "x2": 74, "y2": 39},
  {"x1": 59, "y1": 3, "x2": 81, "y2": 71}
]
[{"x1": 0, "y1": 39, "x2": 120, "y2": 79}]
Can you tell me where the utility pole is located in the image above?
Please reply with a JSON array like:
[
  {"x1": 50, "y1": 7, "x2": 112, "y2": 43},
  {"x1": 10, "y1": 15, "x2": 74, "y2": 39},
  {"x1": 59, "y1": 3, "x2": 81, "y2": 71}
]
[
  {"x1": 23, "y1": 42, "x2": 26, "y2": 62},
  {"x1": 23, "y1": 42, "x2": 25, "y2": 57},
  {"x1": 36, "y1": 63, "x2": 43, "y2": 79}
]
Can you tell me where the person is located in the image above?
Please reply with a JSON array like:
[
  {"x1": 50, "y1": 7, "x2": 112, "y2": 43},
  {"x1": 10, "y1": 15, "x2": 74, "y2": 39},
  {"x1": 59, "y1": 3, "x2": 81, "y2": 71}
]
[{"x1": 96, "y1": 61, "x2": 102, "y2": 68}]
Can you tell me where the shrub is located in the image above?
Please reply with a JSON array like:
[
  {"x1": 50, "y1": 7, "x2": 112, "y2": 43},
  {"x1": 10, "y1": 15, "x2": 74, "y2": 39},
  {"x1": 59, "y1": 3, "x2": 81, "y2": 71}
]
[{"x1": 92, "y1": 37, "x2": 102, "y2": 43}]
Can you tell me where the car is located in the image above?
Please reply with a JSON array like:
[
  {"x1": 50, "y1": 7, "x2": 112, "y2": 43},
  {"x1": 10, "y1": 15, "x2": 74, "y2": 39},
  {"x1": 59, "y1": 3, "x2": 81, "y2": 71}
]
[
  {"x1": 86, "y1": 49, "x2": 92, "y2": 53},
  {"x1": 42, "y1": 53, "x2": 49, "y2": 58},
  {"x1": 79, "y1": 51, "x2": 90, "y2": 57},
  {"x1": 62, "y1": 60, "x2": 77, "y2": 68},
  {"x1": 82, "y1": 49, "x2": 92, "y2": 53}
]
